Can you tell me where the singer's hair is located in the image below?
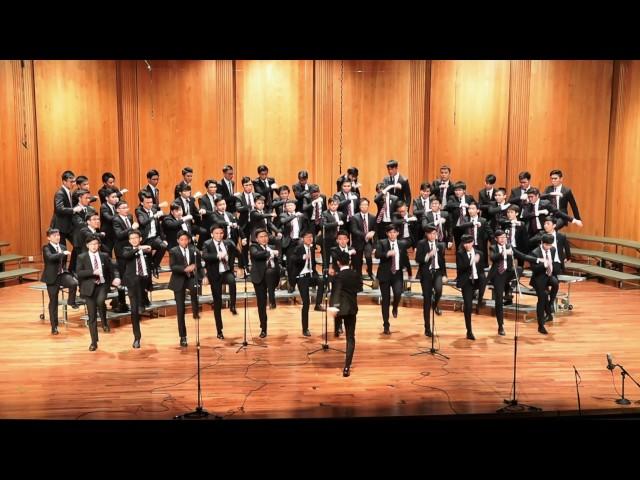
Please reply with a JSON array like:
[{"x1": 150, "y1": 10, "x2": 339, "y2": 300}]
[
  {"x1": 241, "y1": 176, "x2": 252, "y2": 186},
  {"x1": 128, "y1": 230, "x2": 141, "y2": 239},
  {"x1": 541, "y1": 233, "x2": 554, "y2": 244},
  {"x1": 495, "y1": 187, "x2": 507, "y2": 195},
  {"x1": 254, "y1": 228, "x2": 268, "y2": 237},
  {"x1": 75, "y1": 175, "x2": 88, "y2": 186},
  {"x1": 386, "y1": 159, "x2": 399, "y2": 169},
  {"x1": 47, "y1": 227, "x2": 60, "y2": 236},
  {"x1": 420, "y1": 182, "x2": 432, "y2": 191},
  {"x1": 527, "y1": 187, "x2": 540, "y2": 196},
  {"x1": 494, "y1": 229, "x2": 505, "y2": 237},
  {"x1": 454, "y1": 182, "x2": 467, "y2": 191},
  {"x1": 297, "y1": 170, "x2": 309, "y2": 179},
  {"x1": 204, "y1": 179, "x2": 217, "y2": 188},
  {"x1": 439, "y1": 165, "x2": 451, "y2": 173},
  {"x1": 179, "y1": 184, "x2": 192, "y2": 193},
  {"x1": 170, "y1": 202, "x2": 183, "y2": 212},
  {"x1": 139, "y1": 191, "x2": 153, "y2": 202},
  {"x1": 337, "y1": 230, "x2": 349, "y2": 238},
  {"x1": 360, "y1": 197, "x2": 370, "y2": 205},
  {"x1": 518, "y1": 171, "x2": 531, "y2": 181},
  {"x1": 115, "y1": 201, "x2": 128, "y2": 209},
  {"x1": 85, "y1": 233, "x2": 102, "y2": 244},
  {"x1": 279, "y1": 185, "x2": 290, "y2": 193},
  {"x1": 347, "y1": 166, "x2": 358, "y2": 177},
  {"x1": 101, "y1": 172, "x2": 115, "y2": 183},
  {"x1": 181, "y1": 167, "x2": 193, "y2": 176},
  {"x1": 177, "y1": 231, "x2": 191, "y2": 240},
  {"x1": 214, "y1": 197, "x2": 226, "y2": 205},
  {"x1": 75, "y1": 189, "x2": 90, "y2": 199},
  {"x1": 86, "y1": 212, "x2": 99, "y2": 222},
  {"x1": 550, "y1": 169, "x2": 563, "y2": 177},
  {"x1": 257, "y1": 165, "x2": 269, "y2": 174},
  {"x1": 507, "y1": 205, "x2": 520, "y2": 213},
  {"x1": 104, "y1": 188, "x2": 119, "y2": 199},
  {"x1": 485, "y1": 174, "x2": 497, "y2": 184},
  {"x1": 61, "y1": 170, "x2": 75, "y2": 181},
  {"x1": 222, "y1": 164, "x2": 234, "y2": 173},
  {"x1": 210, "y1": 224, "x2": 225, "y2": 233},
  {"x1": 335, "y1": 250, "x2": 350, "y2": 266},
  {"x1": 146, "y1": 169, "x2": 159, "y2": 179}
]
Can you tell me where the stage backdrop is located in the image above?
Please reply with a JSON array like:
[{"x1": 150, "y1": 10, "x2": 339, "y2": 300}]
[{"x1": 0, "y1": 59, "x2": 637, "y2": 260}]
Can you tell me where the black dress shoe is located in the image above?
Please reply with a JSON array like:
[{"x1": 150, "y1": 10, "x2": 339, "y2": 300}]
[
  {"x1": 132, "y1": 339, "x2": 141, "y2": 349},
  {"x1": 434, "y1": 306, "x2": 442, "y2": 316},
  {"x1": 334, "y1": 330, "x2": 340, "y2": 338},
  {"x1": 314, "y1": 305, "x2": 326, "y2": 312},
  {"x1": 545, "y1": 313, "x2": 553, "y2": 323},
  {"x1": 425, "y1": 329, "x2": 433, "y2": 337},
  {"x1": 302, "y1": 329, "x2": 311, "y2": 337},
  {"x1": 287, "y1": 287, "x2": 295, "y2": 294},
  {"x1": 103, "y1": 324, "x2": 111, "y2": 333},
  {"x1": 383, "y1": 327, "x2": 391, "y2": 335},
  {"x1": 230, "y1": 307, "x2": 237, "y2": 315},
  {"x1": 466, "y1": 332, "x2": 476, "y2": 340},
  {"x1": 51, "y1": 327, "x2": 59, "y2": 335},
  {"x1": 89, "y1": 343, "x2": 97, "y2": 351},
  {"x1": 269, "y1": 302, "x2": 277, "y2": 309},
  {"x1": 180, "y1": 337, "x2": 188, "y2": 347},
  {"x1": 503, "y1": 298, "x2": 513, "y2": 306},
  {"x1": 392, "y1": 307, "x2": 398, "y2": 318},
  {"x1": 343, "y1": 367, "x2": 350, "y2": 377},
  {"x1": 538, "y1": 325, "x2": 548, "y2": 335},
  {"x1": 498, "y1": 326, "x2": 506, "y2": 336},
  {"x1": 259, "y1": 330, "x2": 267, "y2": 338},
  {"x1": 69, "y1": 302, "x2": 80, "y2": 309},
  {"x1": 193, "y1": 313, "x2": 200, "y2": 320},
  {"x1": 217, "y1": 332, "x2": 225, "y2": 340}
]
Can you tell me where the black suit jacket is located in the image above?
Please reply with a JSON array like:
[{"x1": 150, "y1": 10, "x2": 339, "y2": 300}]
[
  {"x1": 422, "y1": 210, "x2": 451, "y2": 243},
  {"x1": 202, "y1": 238, "x2": 240, "y2": 280},
  {"x1": 291, "y1": 242, "x2": 321, "y2": 277},
  {"x1": 199, "y1": 194, "x2": 221, "y2": 234},
  {"x1": 168, "y1": 245, "x2": 204, "y2": 291},
  {"x1": 336, "y1": 191, "x2": 360, "y2": 222},
  {"x1": 412, "y1": 196, "x2": 432, "y2": 220},
  {"x1": 542, "y1": 185, "x2": 581, "y2": 220},
  {"x1": 174, "y1": 181, "x2": 191, "y2": 199},
  {"x1": 211, "y1": 210, "x2": 242, "y2": 243},
  {"x1": 383, "y1": 174, "x2": 412, "y2": 206},
  {"x1": 374, "y1": 238, "x2": 410, "y2": 282},
  {"x1": 292, "y1": 182, "x2": 311, "y2": 212},
  {"x1": 445, "y1": 194, "x2": 476, "y2": 226},
  {"x1": 522, "y1": 200, "x2": 572, "y2": 235},
  {"x1": 121, "y1": 245, "x2": 153, "y2": 286},
  {"x1": 500, "y1": 220, "x2": 530, "y2": 252},
  {"x1": 456, "y1": 249, "x2": 486, "y2": 288},
  {"x1": 486, "y1": 244, "x2": 536, "y2": 282},
  {"x1": 235, "y1": 192, "x2": 257, "y2": 235},
  {"x1": 529, "y1": 231, "x2": 571, "y2": 266},
  {"x1": 330, "y1": 268, "x2": 362, "y2": 316},
  {"x1": 135, "y1": 205, "x2": 165, "y2": 241},
  {"x1": 50, "y1": 187, "x2": 74, "y2": 234},
  {"x1": 71, "y1": 206, "x2": 97, "y2": 247},
  {"x1": 350, "y1": 212, "x2": 377, "y2": 250},
  {"x1": 508, "y1": 187, "x2": 530, "y2": 208},
  {"x1": 456, "y1": 216, "x2": 493, "y2": 248},
  {"x1": 529, "y1": 246, "x2": 559, "y2": 285},
  {"x1": 279, "y1": 213, "x2": 309, "y2": 249},
  {"x1": 112, "y1": 214, "x2": 136, "y2": 257},
  {"x1": 249, "y1": 210, "x2": 281, "y2": 239},
  {"x1": 431, "y1": 179, "x2": 454, "y2": 205},
  {"x1": 99, "y1": 203, "x2": 118, "y2": 248},
  {"x1": 77, "y1": 227, "x2": 109, "y2": 255},
  {"x1": 162, "y1": 215, "x2": 193, "y2": 249},
  {"x1": 249, "y1": 243, "x2": 272, "y2": 284},
  {"x1": 217, "y1": 178, "x2": 236, "y2": 213},
  {"x1": 373, "y1": 192, "x2": 399, "y2": 223},
  {"x1": 41, "y1": 243, "x2": 70, "y2": 284},
  {"x1": 303, "y1": 194, "x2": 328, "y2": 224},
  {"x1": 76, "y1": 251, "x2": 116, "y2": 297},
  {"x1": 253, "y1": 177, "x2": 277, "y2": 209},
  {"x1": 144, "y1": 184, "x2": 160, "y2": 205},
  {"x1": 478, "y1": 188, "x2": 496, "y2": 213},
  {"x1": 321, "y1": 210, "x2": 345, "y2": 242},
  {"x1": 415, "y1": 239, "x2": 447, "y2": 280}
]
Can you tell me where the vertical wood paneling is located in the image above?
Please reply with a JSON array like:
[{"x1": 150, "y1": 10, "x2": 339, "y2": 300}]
[
  {"x1": 215, "y1": 60, "x2": 236, "y2": 169},
  {"x1": 606, "y1": 61, "x2": 640, "y2": 252},
  {"x1": 34, "y1": 60, "x2": 120, "y2": 243},
  {"x1": 506, "y1": 60, "x2": 530, "y2": 189},
  {"x1": 116, "y1": 61, "x2": 140, "y2": 197},
  {"x1": 339, "y1": 60, "x2": 411, "y2": 203},
  {"x1": 235, "y1": 60, "x2": 314, "y2": 191},
  {"x1": 408, "y1": 60, "x2": 428, "y2": 197},
  {"x1": 526, "y1": 60, "x2": 612, "y2": 236},
  {"x1": 314, "y1": 60, "x2": 335, "y2": 194},
  {"x1": 429, "y1": 60, "x2": 510, "y2": 198}
]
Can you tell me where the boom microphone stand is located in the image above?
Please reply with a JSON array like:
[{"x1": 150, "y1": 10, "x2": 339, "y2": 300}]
[
  {"x1": 176, "y1": 246, "x2": 213, "y2": 419},
  {"x1": 235, "y1": 263, "x2": 267, "y2": 353},
  {"x1": 412, "y1": 266, "x2": 448, "y2": 360},
  {"x1": 609, "y1": 359, "x2": 640, "y2": 405},
  {"x1": 497, "y1": 235, "x2": 542, "y2": 413},
  {"x1": 308, "y1": 221, "x2": 344, "y2": 355}
]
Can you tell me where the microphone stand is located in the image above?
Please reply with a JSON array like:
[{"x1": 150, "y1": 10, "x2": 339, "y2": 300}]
[
  {"x1": 176, "y1": 246, "x2": 215, "y2": 419},
  {"x1": 573, "y1": 366, "x2": 582, "y2": 415},
  {"x1": 610, "y1": 362, "x2": 640, "y2": 405},
  {"x1": 235, "y1": 265, "x2": 267, "y2": 353},
  {"x1": 412, "y1": 258, "x2": 448, "y2": 360},
  {"x1": 498, "y1": 232, "x2": 542, "y2": 413},
  {"x1": 308, "y1": 221, "x2": 344, "y2": 355}
]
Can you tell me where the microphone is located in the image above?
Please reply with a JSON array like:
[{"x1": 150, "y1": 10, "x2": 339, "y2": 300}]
[
  {"x1": 144, "y1": 60, "x2": 152, "y2": 72},
  {"x1": 606, "y1": 353, "x2": 616, "y2": 371}
]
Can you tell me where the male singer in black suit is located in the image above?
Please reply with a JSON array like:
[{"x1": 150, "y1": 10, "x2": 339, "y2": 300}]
[
  {"x1": 507, "y1": 171, "x2": 532, "y2": 219},
  {"x1": 280, "y1": 200, "x2": 308, "y2": 292},
  {"x1": 50, "y1": 170, "x2": 80, "y2": 248},
  {"x1": 349, "y1": 198, "x2": 377, "y2": 279},
  {"x1": 445, "y1": 182, "x2": 476, "y2": 249},
  {"x1": 78, "y1": 212, "x2": 109, "y2": 255},
  {"x1": 236, "y1": 176, "x2": 257, "y2": 268},
  {"x1": 98, "y1": 172, "x2": 126, "y2": 204},
  {"x1": 121, "y1": 230, "x2": 153, "y2": 348},
  {"x1": 168, "y1": 231, "x2": 205, "y2": 347},
  {"x1": 382, "y1": 159, "x2": 412, "y2": 206},
  {"x1": 375, "y1": 224, "x2": 409, "y2": 334},
  {"x1": 374, "y1": 182, "x2": 399, "y2": 240},
  {"x1": 456, "y1": 202, "x2": 493, "y2": 268},
  {"x1": 422, "y1": 197, "x2": 452, "y2": 247},
  {"x1": 199, "y1": 179, "x2": 222, "y2": 237},
  {"x1": 70, "y1": 190, "x2": 97, "y2": 271},
  {"x1": 335, "y1": 179, "x2": 360, "y2": 231},
  {"x1": 486, "y1": 230, "x2": 536, "y2": 336},
  {"x1": 218, "y1": 164, "x2": 236, "y2": 213},
  {"x1": 291, "y1": 230, "x2": 326, "y2": 336},
  {"x1": 41, "y1": 228, "x2": 79, "y2": 335},
  {"x1": 77, "y1": 234, "x2": 120, "y2": 351},
  {"x1": 250, "y1": 229, "x2": 280, "y2": 338},
  {"x1": 478, "y1": 174, "x2": 497, "y2": 223},
  {"x1": 302, "y1": 184, "x2": 327, "y2": 236},
  {"x1": 542, "y1": 169, "x2": 582, "y2": 230},
  {"x1": 144, "y1": 169, "x2": 160, "y2": 205},
  {"x1": 500, "y1": 205, "x2": 529, "y2": 253},
  {"x1": 162, "y1": 203, "x2": 193, "y2": 250},
  {"x1": 203, "y1": 225, "x2": 241, "y2": 340},
  {"x1": 523, "y1": 187, "x2": 581, "y2": 237},
  {"x1": 174, "y1": 166, "x2": 193, "y2": 199},
  {"x1": 176, "y1": 184, "x2": 206, "y2": 247},
  {"x1": 320, "y1": 197, "x2": 345, "y2": 269},
  {"x1": 456, "y1": 234, "x2": 486, "y2": 340},
  {"x1": 487, "y1": 188, "x2": 511, "y2": 231},
  {"x1": 135, "y1": 193, "x2": 167, "y2": 276},
  {"x1": 415, "y1": 225, "x2": 447, "y2": 337},
  {"x1": 529, "y1": 234, "x2": 560, "y2": 334},
  {"x1": 529, "y1": 217, "x2": 571, "y2": 273},
  {"x1": 328, "y1": 251, "x2": 363, "y2": 377},
  {"x1": 100, "y1": 188, "x2": 120, "y2": 255},
  {"x1": 292, "y1": 170, "x2": 311, "y2": 212},
  {"x1": 336, "y1": 166, "x2": 361, "y2": 196},
  {"x1": 411, "y1": 182, "x2": 434, "y2": 233},
  {"x1": 252, "y1": 165, "x2": 278, "y2": 210},
  {"x1": 431, "y1": 164, "x2": 454, "y2": 205},
  {"x1": 211, "y1": 197, "x2": 242, "y2": 245},
  {"x1": 112, "y1": 200, "x2": 138, "y2": 312}
]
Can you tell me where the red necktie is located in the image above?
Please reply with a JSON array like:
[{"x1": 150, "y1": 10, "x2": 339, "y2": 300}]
[
  {"x1": 92, "y1": 254, "x2": 101, "y2": 284},
  {"x1": 390, "y1": 242, "x2": 397, "y2": 274},
  {"x1": 218, "y1": 242, "x2": 229, "y2": 271}
]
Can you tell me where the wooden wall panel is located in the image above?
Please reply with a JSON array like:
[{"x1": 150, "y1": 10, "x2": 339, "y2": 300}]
[
  {"x1": 34, "y1": 60, "x2": 120, "y2": 244},
  {"x1": 339, "y1": 60, "x2": 411, "y2": 203},
  {"x1": 428, "y1": 60, "x2": 510, "y2": 199},
  {"x1": 526, "y1": 60, "x2": 612, "y2": 236},
  {"x1": 137, "y1": 60, "x2": 227, "y2": 204},
  {"x1": 506, "y1": 60, "x2": 531, "y2": 189},
  {"x1": 314, "y1": 60, "x2": 336, "y2": 195},
  {"x1": 606, "y1": 61, "x2": 640, "y2": 250},
  {"x1": 0, "y1": 61, "x2": 22, "y2": 255},
  {"x1": 235, "y1": 60, "x2": 314, "y2": 192},
  {"x1": 407, "y1": 60, "x2": 429, "y2": 196}
]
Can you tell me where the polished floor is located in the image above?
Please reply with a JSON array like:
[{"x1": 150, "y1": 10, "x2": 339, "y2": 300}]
[{"x1": 1, "y1": 274, "x2": 639, "y2": 420}]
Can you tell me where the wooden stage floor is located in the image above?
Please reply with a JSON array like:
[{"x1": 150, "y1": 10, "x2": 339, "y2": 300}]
[{"x1": 1, "y1": 276, "x2": 639, "y2": 420}]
